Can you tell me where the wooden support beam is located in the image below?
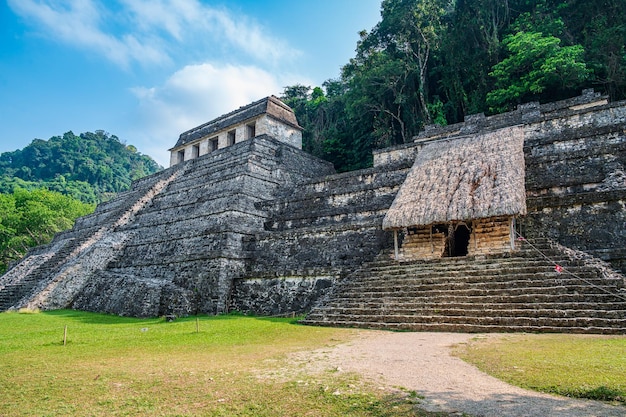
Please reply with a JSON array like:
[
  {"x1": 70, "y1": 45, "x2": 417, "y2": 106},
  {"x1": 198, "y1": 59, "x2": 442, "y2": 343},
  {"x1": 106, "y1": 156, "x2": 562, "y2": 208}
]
[
  {"x1": 510, "y1": 217, "x2": 515, "y2": 250},
  {"x1": 394, "y1": 230, "x2": 399, "y2": 261}
]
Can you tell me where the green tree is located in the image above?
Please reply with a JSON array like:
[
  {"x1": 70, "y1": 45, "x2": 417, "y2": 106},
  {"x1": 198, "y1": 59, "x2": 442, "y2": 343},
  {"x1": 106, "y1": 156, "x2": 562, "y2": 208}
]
[
  {"x1": 435, "y1": 0, "x2": 512, "y2": 120},
  {"x1": 486, "y1": 31, "x2": 590, "y2": 112},
  {"x1": 283, "y1": 0, "x2": 625, "y2": 171},
  {"x1": 281, "y1": 84, "x2": 359, "y2": 171},
  {"x1": 349, "y1": 0, "x2": 453, "y2": 131},
  {"x1": 0, "y1": 188, "x2": 94, "y2": 273}
]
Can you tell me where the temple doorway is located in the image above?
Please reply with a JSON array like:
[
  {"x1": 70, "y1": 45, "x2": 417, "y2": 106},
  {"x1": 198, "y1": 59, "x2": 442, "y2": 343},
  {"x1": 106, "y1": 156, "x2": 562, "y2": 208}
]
[{"x1": 443, "y1": 223, "x2": 471, "y2": 257}]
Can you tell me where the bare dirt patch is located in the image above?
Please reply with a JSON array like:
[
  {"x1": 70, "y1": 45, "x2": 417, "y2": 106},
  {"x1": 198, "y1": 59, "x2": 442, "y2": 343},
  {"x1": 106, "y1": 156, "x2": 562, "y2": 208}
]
[{"x1": 292, "y1": 330, "x2": 626, "y2": 417}]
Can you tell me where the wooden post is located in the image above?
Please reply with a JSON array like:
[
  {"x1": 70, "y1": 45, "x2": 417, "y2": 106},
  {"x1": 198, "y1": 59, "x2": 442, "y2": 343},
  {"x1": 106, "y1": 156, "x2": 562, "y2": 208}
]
[
  {"x1": 473, "y1": 222, "x2": 477, "y2": 252},
  {"x1": 63, "y1": 325, "x2": 67, "y2": 346},
  {"x1": 509, "y1": 217, "x2": 515, "y2": 251},
  {"x1": 196, "y1": 317, "x2": 199, "y2": 333},
  {"x1": 393, "y1": 230, "x2": 399, "y2": 261},
  {"x1": 430, "y1": 226, "x2": 434, "y2": 254}
]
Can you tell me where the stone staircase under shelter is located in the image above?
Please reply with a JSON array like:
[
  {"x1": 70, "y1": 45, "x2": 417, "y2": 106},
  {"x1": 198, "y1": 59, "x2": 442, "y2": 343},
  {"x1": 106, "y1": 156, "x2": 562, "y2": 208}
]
[{"x1": 301, "y1": 239, "x2": 626, "y2": 334}]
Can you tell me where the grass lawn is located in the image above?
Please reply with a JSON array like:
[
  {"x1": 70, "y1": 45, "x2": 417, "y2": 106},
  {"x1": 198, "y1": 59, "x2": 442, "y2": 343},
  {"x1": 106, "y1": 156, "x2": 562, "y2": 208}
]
[
  {"x1": 453, "y1": 333, "x2": 626, "y2": 404},
  {"x1": 3, "y1": 310, "x2": 623, "y2": 416},
  {"x1": 0, "y1": 310, "x2": 435, "y2": 417}
]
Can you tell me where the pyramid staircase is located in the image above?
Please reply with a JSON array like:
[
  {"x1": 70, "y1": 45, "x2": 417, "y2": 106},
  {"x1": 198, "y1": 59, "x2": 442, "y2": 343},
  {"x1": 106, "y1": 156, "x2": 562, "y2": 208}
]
[
  {"x1": 0, "y1": 166, "x2": 184, "y2": 311},
  {"x1": 301, "y1": 239, "x2": 626, "y2": 334}
]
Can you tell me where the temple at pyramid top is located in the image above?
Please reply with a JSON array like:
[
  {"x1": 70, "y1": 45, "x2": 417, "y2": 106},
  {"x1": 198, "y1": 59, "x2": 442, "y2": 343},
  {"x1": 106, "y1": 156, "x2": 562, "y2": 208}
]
[{"x1": 168, "y1": 95, "x2": 303, "y2": 167}]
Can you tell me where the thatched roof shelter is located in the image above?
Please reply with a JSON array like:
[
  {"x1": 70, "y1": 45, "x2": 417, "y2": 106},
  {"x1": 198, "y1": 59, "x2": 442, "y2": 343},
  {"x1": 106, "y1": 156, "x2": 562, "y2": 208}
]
[{"x1": 383, "y1": 126, "x2": 526, "y2": 230}]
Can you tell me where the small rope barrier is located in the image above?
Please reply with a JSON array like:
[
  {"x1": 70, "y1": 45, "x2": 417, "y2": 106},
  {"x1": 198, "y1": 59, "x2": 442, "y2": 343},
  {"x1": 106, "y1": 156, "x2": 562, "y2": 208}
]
[{"x1": 515, "y1": 231, "x2": 626, "y2": 302}]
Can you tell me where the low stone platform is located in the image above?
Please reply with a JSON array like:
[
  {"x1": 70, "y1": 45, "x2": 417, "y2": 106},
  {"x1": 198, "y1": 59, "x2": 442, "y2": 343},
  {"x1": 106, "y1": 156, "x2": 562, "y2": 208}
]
[{"x1": 302, "y1": 239, "x2": 626, "y2": 333}]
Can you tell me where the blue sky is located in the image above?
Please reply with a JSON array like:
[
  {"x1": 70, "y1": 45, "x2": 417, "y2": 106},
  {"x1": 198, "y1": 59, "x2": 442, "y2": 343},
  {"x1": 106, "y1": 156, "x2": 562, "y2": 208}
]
[{"x1": 0, "y1": 0, "x2": 382, "y2": 166}]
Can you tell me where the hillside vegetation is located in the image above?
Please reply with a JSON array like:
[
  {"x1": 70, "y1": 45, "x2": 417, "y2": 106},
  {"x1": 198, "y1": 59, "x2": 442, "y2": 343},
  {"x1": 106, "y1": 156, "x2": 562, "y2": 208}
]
[
  {"x1": 282, "y1": 0, "x2": 626, "y2": 172},
  {"x1": 0, "y1": 131, "x2": 161, "y2": 273},
  {"x1": 0, "y1": 130, "x2": 161, "y2": 204}
]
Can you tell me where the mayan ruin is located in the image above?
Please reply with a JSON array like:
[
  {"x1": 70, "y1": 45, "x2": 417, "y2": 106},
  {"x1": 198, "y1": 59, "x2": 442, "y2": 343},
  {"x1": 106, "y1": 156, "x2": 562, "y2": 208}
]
[{"x1": 1, "y1": 90, "x2": 625, "y2": 333}]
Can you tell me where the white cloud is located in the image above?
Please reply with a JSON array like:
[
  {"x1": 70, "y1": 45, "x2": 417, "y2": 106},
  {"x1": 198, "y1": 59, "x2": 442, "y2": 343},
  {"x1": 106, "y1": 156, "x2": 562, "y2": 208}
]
[
  {"x1": 129, "y1": 63, "x2": 284, "y2": 166},
  {"x1": 8, "y1": 0, "x2": 169, "y2": 67},
  {"x1": 8, "y1": 0, "x2": 300, "y2": 68}
]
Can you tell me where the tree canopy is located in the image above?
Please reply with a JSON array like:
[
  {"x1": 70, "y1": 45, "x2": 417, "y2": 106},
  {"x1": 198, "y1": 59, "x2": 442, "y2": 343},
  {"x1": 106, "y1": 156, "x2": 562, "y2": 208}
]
[
  {"x1": 0, "y1": 130, "x2": 162, "y2": 204},
  {"x1": 0, "y1": 188, "x2": 95, "y2": 274},
  {"x1": 282, "y1": 0, "x2": 626, "y2": 172}
]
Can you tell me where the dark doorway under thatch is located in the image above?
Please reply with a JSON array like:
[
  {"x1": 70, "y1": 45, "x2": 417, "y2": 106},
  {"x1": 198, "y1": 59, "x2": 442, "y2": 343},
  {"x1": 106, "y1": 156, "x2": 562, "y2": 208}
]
[{"x1": 444, "y1": 224, "x2": 471, "y2": 257}]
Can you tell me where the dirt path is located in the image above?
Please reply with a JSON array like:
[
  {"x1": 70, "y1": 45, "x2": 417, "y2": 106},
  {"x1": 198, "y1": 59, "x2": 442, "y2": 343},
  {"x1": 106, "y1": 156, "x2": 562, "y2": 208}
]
[{"x1": 298, "y1": 330, "x2": 625, "y2": 417}]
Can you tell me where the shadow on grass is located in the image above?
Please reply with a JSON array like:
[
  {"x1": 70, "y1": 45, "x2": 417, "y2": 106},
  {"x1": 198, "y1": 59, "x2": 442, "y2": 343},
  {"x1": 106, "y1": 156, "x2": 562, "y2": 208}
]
[
  {"x1": 39, "y1": 309, "x2": 305, "y2": 326},
  {"x1": 416, "y1": 390, "x2": 626, "y2": 417},
  {"x1": 41, "y1": 309, "x2": 161, "y2": 325}
]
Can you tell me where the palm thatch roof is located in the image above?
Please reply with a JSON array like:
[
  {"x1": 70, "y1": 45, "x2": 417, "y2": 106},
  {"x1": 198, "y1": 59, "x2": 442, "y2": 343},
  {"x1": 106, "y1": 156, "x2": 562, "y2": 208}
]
[{"x1": 383, "y1": 126, "x2": 526, "y2": 230}]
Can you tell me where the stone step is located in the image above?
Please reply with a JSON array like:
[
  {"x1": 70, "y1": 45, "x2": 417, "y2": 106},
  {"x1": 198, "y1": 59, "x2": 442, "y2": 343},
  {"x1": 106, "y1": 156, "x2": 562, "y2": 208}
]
[
  {"x1": 341, "y1": 278, "x2": 623, "y2": 294},
  {"x1": 355, "y1": 268, "x2": 608, "y2": 282},
  {"x1": 312, "y1": 302, "x2": 626, "y2": 314},
  {"x1": 304, "y1": 312, "x2": 626, "y2": 327},
  {"x1": 299, "y1": 319, "x2": 626, "y2": 334},
  {"x1": 51, "y1": 226, "x2": 104, "y2": 243},
  {"x1": 75, "y1": 174, "x2": 166, "y2": 227},
  {"x1": 328, "y1": 291, "x2": 626, "y2": 303},
  {"x1": 364, "y1": 251, "x2": 579, "y2": 269},
  {"x1": 0, "y1": 166, "x2": 183, "y2": 312},
  {"x1": 303, "y1": 239, "x2": 626, "y2": 334},
  {"x1": 337, "y1": 271, "x2": 622, "y2": 288},
  {"x1": 353, "y1": 265, "x2": 602, "y2": 280},
  {"x1": 0, "y1": 274, "x2": 51, "y2": 309},
  {"x1": 361, "y1": 262, "x2": 593, "y2": 277}
]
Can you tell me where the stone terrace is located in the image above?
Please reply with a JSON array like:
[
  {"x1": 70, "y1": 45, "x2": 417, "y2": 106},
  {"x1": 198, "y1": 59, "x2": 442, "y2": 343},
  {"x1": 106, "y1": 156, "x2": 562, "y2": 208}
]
[
  {"x1": 302, "y1": 239, "x2": 626, "y2": 333},
  {"x1": 229, "y1": 156, "x2": 413, "y2": 315}
]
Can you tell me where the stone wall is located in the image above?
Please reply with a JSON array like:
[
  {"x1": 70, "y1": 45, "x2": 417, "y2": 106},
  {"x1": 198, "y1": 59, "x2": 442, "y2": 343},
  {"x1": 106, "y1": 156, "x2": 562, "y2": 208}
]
[
  {"x1": 523, "y1": 102, "x2": 626, "y2": 272},
  {"x1": 470, "y1": 218, "x2": 516, "y2": 255},
  {"x1": 228, "y1": 156, "x2": 413, "y2": 315},
  {"x1": 397, "y1": 217, "x2": 517, "y2": 261},
  {"x1": 230, "y1": 275, "x2": 336, "y2": 316},
  {"x1": 170, "y1": 96, "x2": 303, "y2": 166},
  {"x1": 258, "y1": 115, "x2": 302, "y2": 149}
]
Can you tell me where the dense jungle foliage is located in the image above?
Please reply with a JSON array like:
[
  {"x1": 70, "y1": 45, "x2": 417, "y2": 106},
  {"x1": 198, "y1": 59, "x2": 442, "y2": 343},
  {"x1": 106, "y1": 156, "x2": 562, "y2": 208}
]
[
  {"x1": 0, "y1": 130, "x2": 162, "y2": 204},
  {"x1": 282, "y1": 0, "x2": 626, "y2": 172},
  {"x1": 0, "y1": 188, "x2": 95, "y2": 273}
]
